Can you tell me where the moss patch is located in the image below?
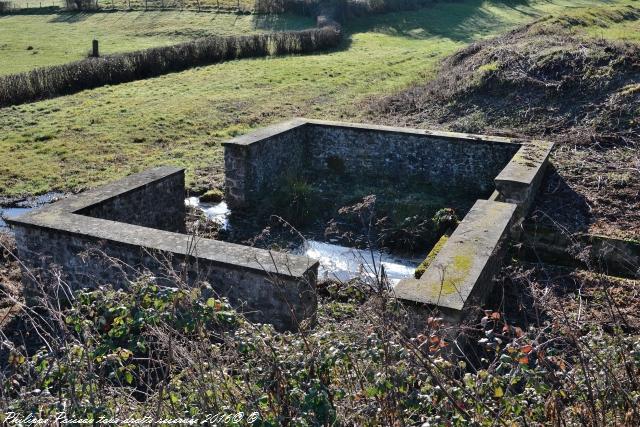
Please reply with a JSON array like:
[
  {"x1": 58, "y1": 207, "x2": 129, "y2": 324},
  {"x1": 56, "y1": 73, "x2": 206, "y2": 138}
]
[
  {"x1": 436, "y1": 251, "x2": 474, "y2": 296},
  {"x1": 414, "y1": 234, "x2": 448, "y2": 279},
  {"x1": 200, "y1": 188, "x2": 224, "y2": 203}
]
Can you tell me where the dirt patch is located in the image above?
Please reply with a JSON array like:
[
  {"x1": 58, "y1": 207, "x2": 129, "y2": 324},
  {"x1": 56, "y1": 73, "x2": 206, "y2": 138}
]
[{"x1": 372, "y1": 17, "x2": 640, "y2": 240}]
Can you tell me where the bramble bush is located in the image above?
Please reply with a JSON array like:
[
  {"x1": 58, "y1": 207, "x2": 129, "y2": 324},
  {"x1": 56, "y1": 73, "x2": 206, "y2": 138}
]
[
  {"x1": 1, "y1": 266, "x2": 640, "y2": 426},
  {"x1": 0, "y1": 237, "x2": 638, "y2": 424}
]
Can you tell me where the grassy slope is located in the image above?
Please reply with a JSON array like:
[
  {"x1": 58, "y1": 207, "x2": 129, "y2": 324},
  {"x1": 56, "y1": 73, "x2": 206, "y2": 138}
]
[
  {"x1": 371, "y1": 3, "x2": 640, "y2": 239},
  {"x1": 0, "y1": 11, "x2": 313, "y2": 75},
  {"x1": 575, "y1": 9, "x2": 640, "y2": 41},
  {"x1": 0, "y1": 0, "x2": 635, "y2": 197}
]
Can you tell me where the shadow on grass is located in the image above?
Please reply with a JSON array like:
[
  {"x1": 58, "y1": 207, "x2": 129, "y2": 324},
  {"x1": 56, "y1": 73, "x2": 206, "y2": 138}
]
[
  {"x1": 251, "y1": 12, "x2": 316, "y2": 32},
  {"x1": 0, "y1": 5, "x2": 61, "y2": 15},
  {"x1": 528, "y1": 165, "x2": 593, "y2": 235},
  {"x1": 346, "y1": 0, "x2": 535, "y2": 43},
  {"x1": 47, "y1": 10, "x2": 102, "y2": 22}
]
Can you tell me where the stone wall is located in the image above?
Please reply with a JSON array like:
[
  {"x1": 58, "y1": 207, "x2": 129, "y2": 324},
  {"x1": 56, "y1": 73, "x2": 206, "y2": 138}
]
[
  {"x1": 13, "y1": 225, "x2": 317, "y2": 331},
  {"x1": 518, "y1": 225, "x2": 640, "y2": 279},
  {"x1": 494, "y1": 140, "x2": 554, "y2": 221},
  {"x1": 305, "y1": 121, "x2": 520, "y2": 194},
  {"x1": 223, "y1": 120, "x2": 308, "y2": 208},
  {"x1": 223, "y1": 119, "x2": 521, "y2": 208},
  {"x1": 8, "y1": 166, "x2": 318, "y2": 331},
  {"x1": 223, "y1": 119, "x2": 553, "y2": 321},
  {"x1": 77, "y1": 169, "x2": 186, "y2": 233}
]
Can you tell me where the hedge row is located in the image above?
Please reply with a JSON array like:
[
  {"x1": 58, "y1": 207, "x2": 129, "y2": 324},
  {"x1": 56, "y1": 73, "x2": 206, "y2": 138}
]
[{"x1": 0, "y1": 25, "x2": 341, "y2": 107}]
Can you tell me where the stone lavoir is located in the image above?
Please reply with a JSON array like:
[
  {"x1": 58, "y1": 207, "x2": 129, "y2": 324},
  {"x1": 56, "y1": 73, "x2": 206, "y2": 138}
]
[{"x1": 8, "y1": 119, "x2": 553, "y2": 327}]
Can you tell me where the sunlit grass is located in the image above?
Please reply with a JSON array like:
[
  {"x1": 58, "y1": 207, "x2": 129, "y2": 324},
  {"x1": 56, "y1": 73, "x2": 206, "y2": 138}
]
[
  {"x1": 0, "y1": 11, "x2": 313, "y2": 75},
  {"x1": 0, "y1": 0, "x2": 637, "y2": 197}
]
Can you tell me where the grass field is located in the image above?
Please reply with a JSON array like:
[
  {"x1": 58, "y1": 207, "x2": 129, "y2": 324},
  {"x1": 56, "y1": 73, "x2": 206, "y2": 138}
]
[
  {"x1": 0, "y1": 11, "x2": 313, "y2": 75},
  {"x1": 0, "y1": 0, "x2": 637, "y2": 198}
]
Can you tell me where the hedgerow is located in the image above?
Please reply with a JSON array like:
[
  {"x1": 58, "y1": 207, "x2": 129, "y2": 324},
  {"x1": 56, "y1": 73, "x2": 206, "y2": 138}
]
[{"x1": 0, "y1": 25, "x2": 341, "y2": 107}]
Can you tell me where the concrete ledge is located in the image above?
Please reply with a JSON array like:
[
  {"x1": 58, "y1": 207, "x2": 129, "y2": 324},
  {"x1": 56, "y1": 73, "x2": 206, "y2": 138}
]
[
  {"x1": 224, "y1": 118, "x2": 521, "y2": 148},
  {"x1": 303, "y1": 118, "x2": 521, "y2": 146},
  {"x1": 495, "y1": 140, "x2": 554, "y2": 215},
  {"x1": 221, "y1": 119, "x2": 307, "y2": 147},
  {"x1": 12, "y1": 213, "x2": 316, "y2": 278},
  {"x1": 395, "y1": 200, "x2": 517, "y2": 315}
]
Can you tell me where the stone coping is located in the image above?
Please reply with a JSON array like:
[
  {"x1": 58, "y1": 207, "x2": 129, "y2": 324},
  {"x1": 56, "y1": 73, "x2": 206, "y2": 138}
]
[
  {"x1": 14, "y1": 166, "x2": 186, "y2": 217},
  {"x1": 6, "y1": 167, "x2": 318, "y2": 279},
  {"x1": 394, "y1": 136, "x2": 552, "y2": 314},
  {"x1": 495, "y1": 141, "x2": 554, "y2": 195},
  {"x1": 395, "y1": 200, "x2": 517, "y2": 311},
  {"x1": 222, "y1": 118, "x2": 523, "y2": 148},
  {"x1": 221, "y1": 119, "x2": 307, "y2": 147}
]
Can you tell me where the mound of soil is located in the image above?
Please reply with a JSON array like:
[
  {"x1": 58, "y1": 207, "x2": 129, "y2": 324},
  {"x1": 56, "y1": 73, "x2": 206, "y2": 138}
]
[{"x1": 373, "y1": 20, "x2": 640, "y2": 239}]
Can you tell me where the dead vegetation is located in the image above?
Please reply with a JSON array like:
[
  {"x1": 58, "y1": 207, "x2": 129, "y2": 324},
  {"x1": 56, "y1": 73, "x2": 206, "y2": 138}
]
[
  {"x1": 376, "y1": 7, "x2": 640, "y2": 143},
  {"x1": 373, "y1": 12, "x2": 640, "y2": 240},
  {"x1": 0, "y1": 233, "x2": 22, "y2": 329},
  {"x1": 0, "y1": 232, "x2": 638, "y2": 424}
]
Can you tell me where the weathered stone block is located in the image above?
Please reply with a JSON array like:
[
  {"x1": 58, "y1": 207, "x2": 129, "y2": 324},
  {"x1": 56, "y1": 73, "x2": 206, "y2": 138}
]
[
  {"x1": 494, "y1": 140, "x2": 554, "y2": 217},
  {"x1": 394, "y1": 200, "x2": 517, "y2": 320}
]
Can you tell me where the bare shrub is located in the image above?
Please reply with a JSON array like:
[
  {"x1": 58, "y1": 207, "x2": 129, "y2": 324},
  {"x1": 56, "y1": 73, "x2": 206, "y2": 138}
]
[
  {"x1": 0, "y1": 1, "x2": 12, "y2": 13},
  {"x1": 1, "y1": 204, "x2": 637, "y2": 423},
  {"x1": 3, "y1": 243, "x2": 637, "y2": 423}
]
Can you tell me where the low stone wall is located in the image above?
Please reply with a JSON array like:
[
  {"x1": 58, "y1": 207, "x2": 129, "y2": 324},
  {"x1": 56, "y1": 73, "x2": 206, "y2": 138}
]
[
  {"x1": 494, "y1": 140, "x2": 554, "y2": 221},
  {"x1": 76, "y1": 168, "x2": 186, "y2": 233},
  {"x1": 224, "y1": 119, "x2": 553, "y2": 320},
  {"x1": 223, "y1": 119, "x2": 521, "y2": 207},
  {"x1": 305, "y1": 120, "x2": 520, "y2": 194},
  {"x1": 224, "y1": 120, "x2": 308, "y2": 208},
  {"x1": 10, "y1": 119, "x2": 554, "y2": 328},
  {"x1": 394, "y1": 200, "x2": 517, "y2": 320},
  {"x1": 518, "y1": 225, "x2": 640, "y2": 279},
  {"x1": 8, "y1": 167, "x2": 318, "y2": 331}
]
